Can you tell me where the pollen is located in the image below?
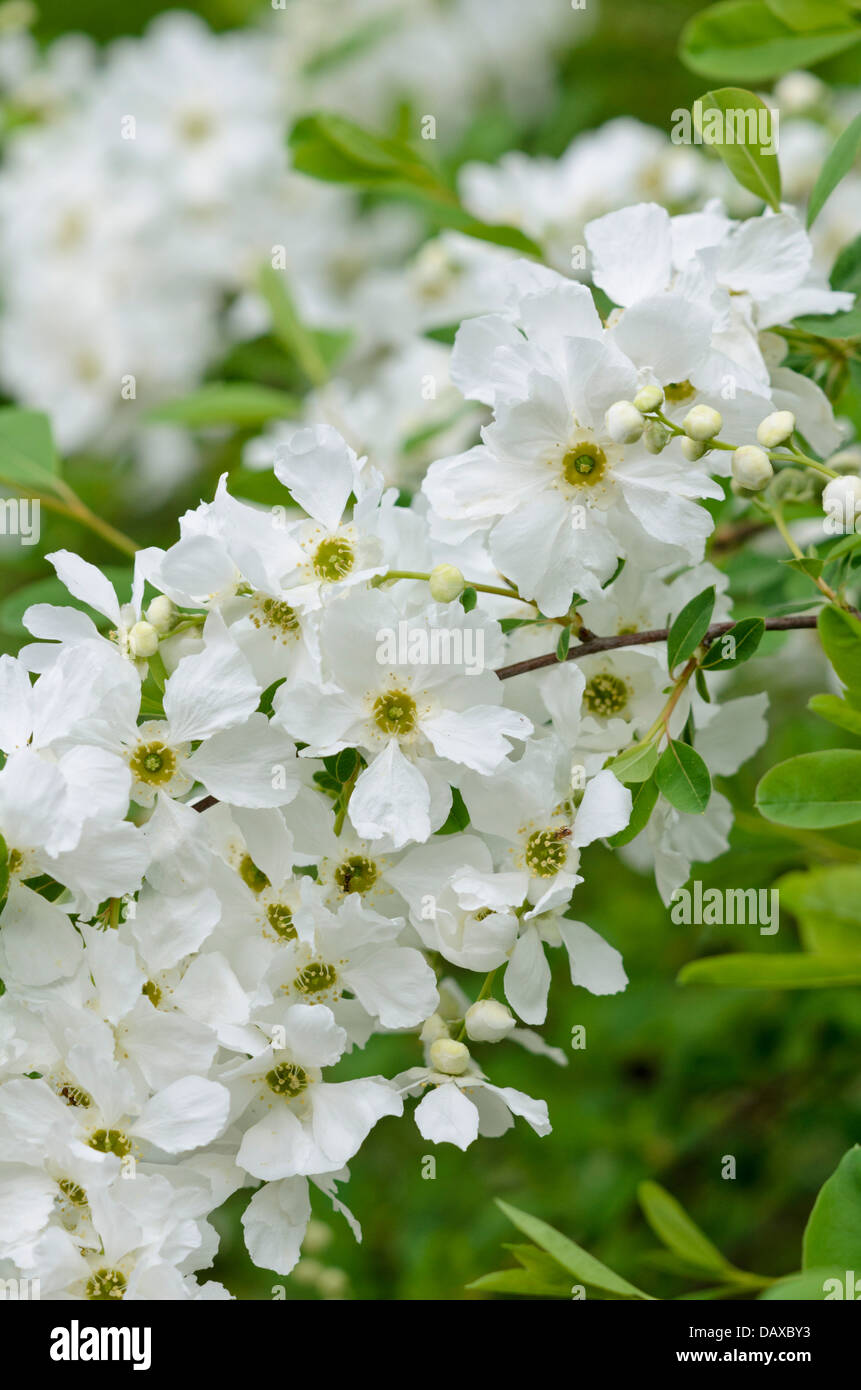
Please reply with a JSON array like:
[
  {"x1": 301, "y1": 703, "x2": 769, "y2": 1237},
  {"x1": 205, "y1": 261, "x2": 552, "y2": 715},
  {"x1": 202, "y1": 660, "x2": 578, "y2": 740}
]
[
  {"x1": 88, "y1": 1128, "x2": 132, "y2": 1157},
  {"x1": 373, "y1": 689, "x2": 418, "y2": 736},
  {"x1": 265, "y1": 1062, "x2": 309, "y2": 1098},
  {"x1": 267, "y1": 903, "x2": 297, "y2": 940},
  {"x1": 239, "y1": 855, "x2": 271, "y2": 894},
  {"x1": 334, "y1": 854, "x2": 378, "y2": 894},
  {"x1": 86, "y1": 1268, "x2": 127, "y2": 1301},
  {"x1": 524, "y1": 828, "x2": 570, "y2": 877},
  {"x1": 583, "y1": 672, "x2": 629, "y2": 717},
  {"x1": 252, "y1": 596, "x2": 300, "y2": 639},
  {"x1": 664, "y1": 380, "x2": 695, "y2": 403},
  {"x1": 562, "y1": 442, "x2": 607, "y2": 488},
  {"x1": 313, "y1": 536, "x2": 355, "y2": 582},
  {"x1": 295, "y1": 961, "x2": 338, "y2": 994},
  {"x1": 129, "y1": 740, "x2": 177, "y2": 787}
]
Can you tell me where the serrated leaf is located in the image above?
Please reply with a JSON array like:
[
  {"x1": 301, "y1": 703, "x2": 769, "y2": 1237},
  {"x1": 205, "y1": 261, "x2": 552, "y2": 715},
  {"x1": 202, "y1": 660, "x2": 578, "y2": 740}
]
[
  {"x1": 667, "y1": 585, "x2": 715, "y2": 671},
  {"x1": 495, "y1": 1200, "x2": 653, "y2": 1299},
  {"x1": 700, "y1": 616, "x2": 765, "y2": 669},
  {"x1": 694, "y1": 89, "x2": 781, "y2": 210},
  {"x1": 807, "y1": 111, "x2": 861, "y2": 227},
  {"x1": 638, "y1": 1182, "x2": 731, "y2": 1274},
  {"x1": 756, "y1": 748, "x2": 861, "y2": 826},
  {"x1": 656, "y1": 740, "x2": 712, "y2": 814},
  {"x1": 678, "y1": 952, "x2": 861, "y2": 987}
]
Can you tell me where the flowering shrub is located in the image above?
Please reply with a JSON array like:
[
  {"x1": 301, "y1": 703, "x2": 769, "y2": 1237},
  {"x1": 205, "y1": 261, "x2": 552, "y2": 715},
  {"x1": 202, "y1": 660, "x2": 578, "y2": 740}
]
[{"x1": 0, "y1": 2, "x2": 860, "y2": 1302}]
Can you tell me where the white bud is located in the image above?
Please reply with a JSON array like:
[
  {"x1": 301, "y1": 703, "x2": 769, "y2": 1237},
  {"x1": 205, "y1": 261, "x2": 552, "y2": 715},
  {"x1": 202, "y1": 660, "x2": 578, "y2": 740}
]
[
  {"x1": 633, "y1": 384, "x2": 663, "y2": 414},
  {"x1": 420, "y1": 1013, "x2": 449, "y2": 1044},
  {"x1": 128, "y1": 621, "x2": 159, "y2": 659},
  {"x1": 429, "y1": 1037, "x2": 470, "y2": 1075},
  {"x1": 774, "y1": 71, "x2": 824, "y2": 115},
  {"x1": 604, "y1": 400, "x2": 644, "y2": 444},
  {"x1": 428, "y1": 563, "x2": 465, "y2": 603},
  {"x1": 823, "y1": 474, "x2": 861, "y2": 513},
  {"x1": 465, "y1": 999, "x2": 516, "y2": 1043},
  {"x1": 732, "y1": 445, "x2": 773, "y2": 490},
  {"x1": 683, "y1": 404, "x2": 722, "y2": 441},
  {"x1": 680, "y1": 436, "x2": 707, "y2": 462},
  {"x1": 756, "y1": 411, "x2": 795, "y2": 449},
  {"x1": 145, "y1": 594, "x2": 175, "y2": 634},
  {"x1": 642, "y1": 420, "x2": 669, "y2": 454}
]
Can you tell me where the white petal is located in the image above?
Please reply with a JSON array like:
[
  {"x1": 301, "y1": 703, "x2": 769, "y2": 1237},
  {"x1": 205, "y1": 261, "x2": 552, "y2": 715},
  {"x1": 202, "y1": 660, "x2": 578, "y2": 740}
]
[
  {"x1": 241, "y1": 1177, "x2": 311, "y2": 1276},
  {"x1": 414, "y1": 1084, "x2": 479, "y2": 1150},
  {"x1": 0, "y1": 884, "x2": 82, "y2": 985},
  {"x1": 423, "y1": 706, "x2": 531, "y2": 773},
  {"x1": 572, "y1": 770, "x2": 632, "y2": 846},
  {"x1": 186, "y1": 714, "x2": 299, "y2": 807},
  {"x1": 559, "y1": 919, "x2": 628, "y2": 996},
  {"x1": 132, "y1": 1078, "x2": 230, "y2": 1154},
  {"x1": 504, "y1": 927, "x2": 551, "y2": 1025},
  {"x1": 164, "y1": 611, "x2": 260, "y2": 743},
  {"x1": 349, "y1": 741, "x2": 431, "y2": 848},
  {"x1": 274, "y1": 425, "x2": 359, "y2": 531},
  {"x1": 345, "y1": 946, "x2": 439, "y2": 1029},
  {"x1": 310, "y1": 1078, "x2": 402, "y2": 1168},
  {"x1": 47, "y1": 550, "x2": 121, "y2": 624},
  {"x1": 281, "y1": 1003, "x2": 346, "y2": 1070}
]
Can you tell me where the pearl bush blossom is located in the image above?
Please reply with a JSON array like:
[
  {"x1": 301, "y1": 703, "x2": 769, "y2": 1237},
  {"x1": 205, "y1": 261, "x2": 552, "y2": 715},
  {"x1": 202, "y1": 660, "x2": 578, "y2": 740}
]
[{"x1": 0, "y1": 25, "x2": 858, "y2": 1296}]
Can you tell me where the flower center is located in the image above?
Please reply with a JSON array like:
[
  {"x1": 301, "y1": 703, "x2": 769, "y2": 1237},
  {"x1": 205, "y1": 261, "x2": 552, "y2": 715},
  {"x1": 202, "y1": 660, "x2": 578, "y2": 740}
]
[
  {"x1": 142, "y1": 980, "x2": 162, "y2": 1007},
  {"x1": 583, "y1": 672, "x2": 629, "y2": 717},
  {"x1": 240, "y1": 855, "x2": 270, "y2": 894},
  {"x1": 57, "y1": 1083, "x2": 92, "y2": 1108},
  {"x1": 295, "y1": 961, "x2": 338, "y2": 995},
  {"x1": 88, "y1": 1129, "x2": 132, "y2": 1157},
  {"x1": 664, "y1": 380, "x2": 694, "y2": 403},
  {"x1": 266, "y1": 1062, "x2": 309, "y2": 1098},
  {"x1": 334, "y1": 854, "x2": 378, "y2": 895},
  {"x1": 86, "y1": 1268, "x2": 127, "y2": 1301},
  {"x1": 253, "y1": 596, "x2": 300, "y2": 638},
  {"x1": 562, "y1": 442, "x2": 606, "y2": 488},
  {"x1": 373, "y1": 689, "x2": 417, "y2": 736},
  {"x1": 7, "y1": 848, "x2": 22, "y2": 874},
  {"x1": 130, "y1": 740, "x2": 177, "y2": 786},
  {"x1": 179, "y1": 110, "x2": 213, "y2": 143},
  {"x1": 58, "y1": 1178, "x2": 88, "y2": 1208},
  {"x1": 267, "y1": 903, "x2": 297, "y2": 940},
  {"x1": 525, "y1": 828, "x2": 570, "y2": 877},
  {"x1": 313, "y1": 537, "x2": 355, "y2": 582}
]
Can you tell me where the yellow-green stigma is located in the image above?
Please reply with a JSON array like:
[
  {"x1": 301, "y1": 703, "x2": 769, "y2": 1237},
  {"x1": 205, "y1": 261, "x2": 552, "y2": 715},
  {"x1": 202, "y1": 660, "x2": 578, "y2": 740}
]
[
  {"x1": 266, "y1": 1062, "x2": 309, "y2": 1098},
  {"x1": 295, "y1": 961, "x2": 338, "y2": 995},
  {"x1": 267, "y1": 903, "x2": 297, "y2": 940},
  {"x1": 334, "y1": 854, "x2": 378, "y2": 895},
  {"x1": 584, "y1": 672, "x2": 629, "y2": 717},
  {"x1": 58, "y1": 1178, "x2": 88, "y2": 1208},
  {"x1": 58, "y1": 1083, "x2": 92, "y2": 1108},
  {"x1": 86, "y1": 1268, "x2": 127, "y2": 1301},
  {"x1": 373, "y1": 689, "x2": 417, "y2": 736},
  {"x1": 88, "y1": 1129, "x2": 132, "y2": 1157},
  {"x1": 7, "y1": 848, "x2": 23, "y2": 874},
  {"x1": 664, "y1": 380, "x2": 694, "y2": 403},
  {"x1": 141, "y1": 980, "x2": 162, "y2": 1007},
  {"x1": 562, "y1": 442, "x2": 606, "y2": 487},
  {"x1": 130, "y1": 740, "x2": 176, "y2": 787},
  {"x1": 240, "y1": 855, "x2": 270, "y2": 894},
  {"x1": 525, "y1": 828, "x2": 570, "y2": 878},
  {"x1": 253, "y1": 596, "x2": 300, "y2": 638},
  {"x1": 313, "y1": 537, "x2": 354, "y2": 582}
]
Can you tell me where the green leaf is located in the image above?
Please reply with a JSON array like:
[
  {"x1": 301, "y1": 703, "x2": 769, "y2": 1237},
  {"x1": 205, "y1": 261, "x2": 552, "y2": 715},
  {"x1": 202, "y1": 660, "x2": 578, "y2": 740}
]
[
  {"x1": 666, "y1": 585, "x2": 715, "y2": 671},
  {"x1": 831, "y1": 233, "x2": 861, "y2": 296},
  {"x1": 803, "y1": 1146, "x2": 861, "y2": 1269},
  {"x1": 679, "y1": 952, "x2": 861, "y2": 987},
  {"x1": 0, "y1": 567, "x2": 133, "y2": 637},
  {"x1": 759, "y1": 1267, "x2": 849, "y2": 1299},
  {"x1": 818, "y1": 604, "x2": 861, "y2": 691},
  {"x1": 608, "y1": 776, "x2": 658, "y2": 847},
  {"x1": 0, "y1": 408, "x2": 62, "y2": 495},
  {"x1": 700, "y1": 617, "x2": 765, "y2": 669},
  {"x1": 776, "y1": 864, "x2": 861, "y2": 952},
  {"x1": 756, "y1": 749, "x2": 861, "y2": 826},
  {"x1": 808, "y1": 692, "x2": 861, "y2": 735},
  {"x1": 608, "y1": 740, "x2": 659, "y2": 784},
  {"x1": 466, "y1": 1267, "x2": 569, "y2": 1298},
  {"x1": 680, "y1": 0, "x2": 861, "y2": 82},
  {"x1": 288, "y1": 112, "x2": 540, "y2": 256},
  {"x1": 460, "y1": 587, "x2": 477, "y2": 613},
  {"x1": 766, "y1": 0, "x2": 856, "y2": 31},
  {"x1": 495, "y1": 1200, "x2": 653, "y2": 1299},
  {"x1": 334, "y1": 748, "x2": 359, "y2": 783},
  {"x1": 434, "y1": 786, "x2": 470, "y2": 835},
  {"x1": 556, "y1": 627, "x2": 571, "y2": 663},
  {"x1": 656, "y1": 741, "x2": 712, "y2": 815},
  {"x1": 638, "y1": 1182, "x2": 731, "y2": 1275},
  {"x1": 147, "y1": 383, "x2": 299, "y2": 428},
  {"x1": 783, "y1": 554, "x2": 824, "y2": 580},
  {"x1": 694, "y1": 89, "x2": 780, "y2": 210},
  {"x1": 795, "y1": 306, "x2": 861, "y2": 338},
  {"x1": 807, "y1": 111, "x2": 861, "y2": 227},
  {"x1": 258, "y1": 265, "x2": 330, "y2": 387}
]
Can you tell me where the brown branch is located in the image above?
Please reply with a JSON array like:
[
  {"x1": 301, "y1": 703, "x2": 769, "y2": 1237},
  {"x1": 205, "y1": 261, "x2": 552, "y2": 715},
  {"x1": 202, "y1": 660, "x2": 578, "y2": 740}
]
[{"x1": 494, "y1": 614, "x2": 819, "y2": 681}]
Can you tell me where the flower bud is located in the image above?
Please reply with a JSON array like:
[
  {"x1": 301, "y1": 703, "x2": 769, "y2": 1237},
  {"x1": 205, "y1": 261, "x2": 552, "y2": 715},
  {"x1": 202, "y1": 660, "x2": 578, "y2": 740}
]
[
  {"x1": 683, "y1": 404, "x2": 722, "y2": 441},
  {"x1": 128, "y1": 621, "x2": 159, "y2": 659},
  {"x1": 145, "y1": 595, "x2": 175, "y2": 634},
  {"x1": 680, "y1": 436, "x2": 707, "y2": 462},
  {"x1": 420, "y1": 1013, "x2": 449, "y2": 1044},
  {"x1": 643, "y1": 421, "x2": 669, "y2": 454},
  {"x1": 604, "y1": 400, "x2": 644, "y2": 444},
  {"x1": 732, "y1": 445, "x2": 773, "y2": 490},
  {"x1": 823, "y1": 474, "x2": 861, "y2": 514},
  {"x1": 465, "y1": 999, "x2": 516, "y2": 1043},
  {"x1": 429, "y1": 1037, "x2": 470, "y2": 1075},
  {"x1": 428, "y1": 563, "x2": 465, "y2": 603},
  {"x1": 756, "y1": 411, "x2": 795, "y2": 449},
  {"x1": 633, "y1": 384, "x2": 663, "y2": 414}
]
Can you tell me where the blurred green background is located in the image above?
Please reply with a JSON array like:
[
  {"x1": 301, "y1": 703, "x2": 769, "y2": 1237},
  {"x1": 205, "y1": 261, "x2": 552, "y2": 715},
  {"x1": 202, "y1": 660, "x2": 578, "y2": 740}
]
[{"x1": 4, "y1": 0, "x2": 860, "y2": 1299}]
